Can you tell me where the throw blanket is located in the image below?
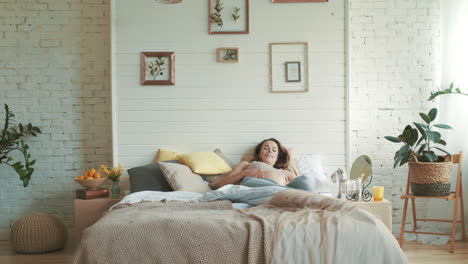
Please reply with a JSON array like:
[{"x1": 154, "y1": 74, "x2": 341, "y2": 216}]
[
  {"x1": 73, "y1": 200, "x2": 268, "y2": 264},
  {"x1": 74, "y1": 190, "x2": 407, "y2": 264}
]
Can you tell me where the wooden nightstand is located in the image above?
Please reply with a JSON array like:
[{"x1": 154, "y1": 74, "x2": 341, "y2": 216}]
[{"x1": 74, "y1": 198, "x2": 122, "y2": 243}]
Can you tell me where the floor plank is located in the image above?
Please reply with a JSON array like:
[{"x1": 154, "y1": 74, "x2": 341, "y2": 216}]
[{"x1": 0, "y1": 240, "x2": 467, "y2": 263}]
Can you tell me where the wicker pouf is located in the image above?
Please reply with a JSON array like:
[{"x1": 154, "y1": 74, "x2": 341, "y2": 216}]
[{"x1": 10, "y1": 213, "x2": 68, "y2": 254}]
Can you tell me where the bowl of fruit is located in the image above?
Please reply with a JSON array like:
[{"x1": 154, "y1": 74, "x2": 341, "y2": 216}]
[{"x1": 74, "y1": 168, "x2": 108, "y2": 190}]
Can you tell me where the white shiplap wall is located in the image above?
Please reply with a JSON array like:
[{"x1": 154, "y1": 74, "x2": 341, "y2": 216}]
[{"x1": 112, "y1": 0, "x2": 346, "y2": 175}]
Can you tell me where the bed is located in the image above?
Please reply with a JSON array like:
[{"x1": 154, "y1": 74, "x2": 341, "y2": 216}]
[
  {"x1": 73, "y1": 186, "x2": 407, "y2": 264},
  {"x1": 73, "y1": 152, "x2": 407, "y2": 263}
]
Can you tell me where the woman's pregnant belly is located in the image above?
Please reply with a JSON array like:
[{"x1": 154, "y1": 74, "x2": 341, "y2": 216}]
[{"x1": 262, "y1": 170, "x2": 286, "y2": 185}]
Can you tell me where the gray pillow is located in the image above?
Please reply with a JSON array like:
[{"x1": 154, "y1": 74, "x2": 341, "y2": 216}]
[{"x1": 128, "y1": 161, "x2": 178, "y2": 193}]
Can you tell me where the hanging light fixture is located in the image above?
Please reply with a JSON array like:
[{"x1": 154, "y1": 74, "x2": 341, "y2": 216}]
[{"x1": 156, "y1": 0, "x2": 183, "y2": 3}]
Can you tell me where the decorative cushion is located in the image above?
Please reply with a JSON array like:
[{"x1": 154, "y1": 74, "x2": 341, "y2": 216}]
[
  {"x1": 154, "y1": 148, "x2": 181, "y2": 162},
  {"x1": 295, "y1": 154, "x2": 329, "y2": 193},
  {"x1": 128, "y1": 161, "x2": 177, "y2": 193},
  {"x1": 158, "y1": 162, "x2": 212, "y2": 193},
  {"x1": 10, "y1": 213, "x2": 67, "y2": 253},
  {"x1": 177, "y1": 151, "x2": 232, "y2": 175}
]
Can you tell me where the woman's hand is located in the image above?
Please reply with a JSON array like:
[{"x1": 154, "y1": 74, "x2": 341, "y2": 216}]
[{"x1": 243, "y1": 169, "x2": 264, "y2": 179}]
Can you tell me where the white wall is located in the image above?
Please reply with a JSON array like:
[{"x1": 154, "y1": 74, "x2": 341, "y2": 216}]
[{"x1": 113, "y1": 0, "x2": 347, "y2": 175}]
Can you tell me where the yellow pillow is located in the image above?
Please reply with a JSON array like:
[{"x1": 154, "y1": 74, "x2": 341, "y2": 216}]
[
  {"x1": 177, "y1": 151, "x2": 232, "y2": 175},
  {"x1": 154, "y1": 148, "x2": 181, "y2": 162}
]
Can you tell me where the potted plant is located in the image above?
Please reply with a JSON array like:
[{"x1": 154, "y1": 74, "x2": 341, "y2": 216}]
[
  {"x1": 384, "y1": 108, "x2": 453, "y2": 196},
  {"x1": 0, "y1": 104, "x2": 41, "y2": 187}
]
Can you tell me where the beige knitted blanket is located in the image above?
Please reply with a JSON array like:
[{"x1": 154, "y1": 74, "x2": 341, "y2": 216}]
[
  {"x1": 74, "y1": 190, "x2": 406, "y2": 264},
  {"x1": 73, "y1": 200, "x2": 269, "y2": 264}
]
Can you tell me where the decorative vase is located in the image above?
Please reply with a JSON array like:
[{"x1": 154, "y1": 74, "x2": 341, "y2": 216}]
[{"x1": 111, "y1": 181, "x2": 120, "y2": 199}]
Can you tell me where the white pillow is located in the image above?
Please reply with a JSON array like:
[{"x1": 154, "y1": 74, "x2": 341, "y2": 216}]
[{"x1": 295, "y1": 154, "x2": 330, "y2": 193}]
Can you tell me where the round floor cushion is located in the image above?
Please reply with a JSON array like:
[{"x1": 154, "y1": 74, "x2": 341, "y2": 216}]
[{"x1": 10, "y1": 213, "x2": 68, "y2": 253}]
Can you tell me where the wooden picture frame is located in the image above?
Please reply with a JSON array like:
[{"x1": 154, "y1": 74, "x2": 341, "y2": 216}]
[
  {"x1": 209, "y1": 0, "x2": 249, "y2": 34},
  {"x1": 140, "y1": 52, "x2": 175, "y2": 85},
  {"x1": 216, "y1": 47, "x2": 239, "y2": 63},
  {"x1": 272, "y1": 0, "x2": 328, "y2": 3},
  {"x1": 269, "y1": 42, "x2": 309, "y2": 93}
]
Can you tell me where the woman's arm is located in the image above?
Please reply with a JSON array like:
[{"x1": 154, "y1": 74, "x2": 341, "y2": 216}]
[{"x1": 209, "y1": 161, "x2": 251, "y2": 189}]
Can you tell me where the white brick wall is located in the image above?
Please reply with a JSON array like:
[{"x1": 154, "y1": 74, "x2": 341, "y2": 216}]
[
  {"x1": 349, "y1": 0, "x2": 444, "y2": 238},
  {"x1": 0, "y1": 0, "x2": 111, "y2": 240}
]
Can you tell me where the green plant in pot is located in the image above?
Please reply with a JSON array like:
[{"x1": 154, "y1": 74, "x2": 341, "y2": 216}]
[
  {"x1": 0, "y1": 104, "x2": 41, "y2": 187},
  {"x1": 385, "y1": 108, "x2": 453, "y2": 196}
]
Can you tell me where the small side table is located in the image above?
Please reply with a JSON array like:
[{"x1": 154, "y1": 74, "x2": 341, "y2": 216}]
[
  {"x1": 74, "y1": 198, "x2": 122, "y2": 244},
  {"x1": 355, "y1": 199, "x2": 392, "y2": 231}
]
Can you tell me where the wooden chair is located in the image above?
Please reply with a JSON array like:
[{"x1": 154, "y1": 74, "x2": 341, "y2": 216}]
[{"x1": 399, "y1": 151, "x2": 466, "y2": 253}]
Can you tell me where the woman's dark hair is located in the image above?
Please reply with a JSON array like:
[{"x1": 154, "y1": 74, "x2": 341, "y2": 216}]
[{"x1": 253, "y1": 138, "x2": 289, "y2": 169}]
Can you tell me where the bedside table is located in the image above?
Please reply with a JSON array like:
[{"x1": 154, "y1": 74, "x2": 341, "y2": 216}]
[
  {"x1": 74, "y1": 198, "x2": 122, "y2": 243},
  {"x1": 354, "y1": 199, "x2": 392, "y2": 231}
]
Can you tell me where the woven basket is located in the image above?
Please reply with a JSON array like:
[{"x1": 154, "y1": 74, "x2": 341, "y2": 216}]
[
  {"x1": 10, "y1": 213, "x2": 68, "y2": 254},
  {"x1": 408, "y1": 156, "x2": 453, "y2": 196}
]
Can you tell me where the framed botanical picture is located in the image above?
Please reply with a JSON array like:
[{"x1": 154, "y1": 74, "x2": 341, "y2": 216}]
[
  {"x1": 272, "y1": 0, "x2": 328, "y2": 3},
  {"x1": 140, "y1": 52, "x2": 175, "y2": 85},
  {"x1": 285, "y1": 61, "x2": 301, "y2": 82},
  {"x1": 216, "y1": 47, "x2": 239, "y2": 63},
  {"x1": 269, "y1": 42, "x2": 309, "y2": 93},
  {"x1": 209, "y1": 0, "x2": 249, "y2": 34}
]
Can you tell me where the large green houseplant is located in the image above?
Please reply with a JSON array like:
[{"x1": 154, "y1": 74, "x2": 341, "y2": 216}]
[
  {"x1": 0, "y1": 104, "x2": 41, "y2": 187},
  {"x1": 385, "y1": 108, "x2": 453, "y2": 196}
]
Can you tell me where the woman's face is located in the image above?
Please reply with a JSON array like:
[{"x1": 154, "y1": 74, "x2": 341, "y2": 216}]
[{"x1": 259, "y1": 140, "x2": 279, "y2": 166}]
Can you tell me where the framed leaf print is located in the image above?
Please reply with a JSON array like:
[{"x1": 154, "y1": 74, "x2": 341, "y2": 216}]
[{"x1": 140, "y1": 52, "x2": 175, "y2": 85}]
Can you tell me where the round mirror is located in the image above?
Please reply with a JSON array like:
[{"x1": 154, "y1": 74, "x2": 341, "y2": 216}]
[{"x1": 350, "y1": 155, "x2": 372, "y2": 183}]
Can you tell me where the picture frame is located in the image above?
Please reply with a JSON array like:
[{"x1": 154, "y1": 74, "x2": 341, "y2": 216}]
[
  {"x1": 272, "y1": 0, "x2": 328, "y2": 3},
  {"x1": 216, "y1": 47, "x2": 239, "y2": 63},
  {"x1": 209, "y1": 0, "x2": 249, "y2": 34},
  {"x1": 140, "y1": 52, "x2": 175, "y2": 85},
  {"x1": 269, "y1": 42, "x2": 309, "y2": 93},
  {"x1": 285, "y1": 61, "x2": 301, "y2": 82}
]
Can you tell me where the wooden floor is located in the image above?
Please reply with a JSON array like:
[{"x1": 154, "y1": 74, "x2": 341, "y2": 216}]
[{"x1": 0, "y1": 240, "x2": 467, "y2": 263}]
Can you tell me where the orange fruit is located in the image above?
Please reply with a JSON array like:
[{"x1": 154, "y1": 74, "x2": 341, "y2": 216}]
[
  {"x1": 85, "y1": 177, "x2": 94, "y2": 180},
  {"x1": 77, "y1": 176, "x2": 85, "y2": 180},
  {"x1": 93, "y1": 172, "x2": 101, "y2": 179},
  {"x1": 84, "y1": 171, "x2": 89, "y2": 178},
  {"x1": 89, "y1": 168, "x2": 96, "y2": 177}
]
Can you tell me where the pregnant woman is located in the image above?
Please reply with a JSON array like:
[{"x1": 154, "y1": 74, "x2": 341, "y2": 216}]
[{"x1": 209, "y1": 138, "x2": 298, "y2": 189}]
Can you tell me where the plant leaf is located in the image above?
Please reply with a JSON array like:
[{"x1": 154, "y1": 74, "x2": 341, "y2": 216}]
[
  {"x1": 433, "y1": 124, "x2": 452, "y2": 129},
  {"x1": 436, "y1": 139, "x2": 446, "y2": 146},
  {"x1": 413, "y1": 122, "x2": 427, "y2": 137},
  {"x1": 425, "y1": 131, "x2": 441, "y2": 143},
  {"x1": 400, "y1": 149, "x2": 411, "y2": 166},
  {"x1": 402, "y1": 125, "x2": 413, "y2": 141},
  {"x1": 384, "y1": 136, "x2": 401, "y2": 143},
  {"x1": 423, "y1": 151, "x2": 438, "y2": 162},
  {"x1": 408, "y1": 128, "x2": 418, "y2": 146},
  {"x1": 418, "y1": 143, "x2": 427, "y2": 155},
  {"x1": 420, "y1": 113, "x2": 431, "y2": 124},
  {"x1": 428, "y1": 108, "x2": 437, "y2": 121},
  {"x1": 414, "y1": 122, "x2": 429, "y2": 130},
  {"x1": 394, "y1": 150, "x2": 403, "y2": 168}
]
